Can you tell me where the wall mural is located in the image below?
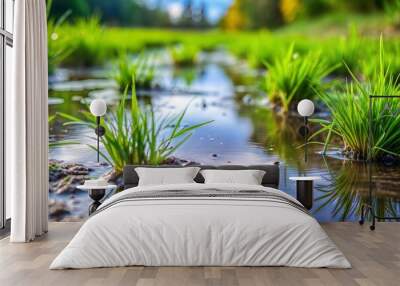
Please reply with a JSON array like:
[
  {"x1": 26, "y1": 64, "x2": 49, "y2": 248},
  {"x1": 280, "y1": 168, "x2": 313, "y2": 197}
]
[{"x1": 48, "y1": 0, "x2": 400, "y2": 222}]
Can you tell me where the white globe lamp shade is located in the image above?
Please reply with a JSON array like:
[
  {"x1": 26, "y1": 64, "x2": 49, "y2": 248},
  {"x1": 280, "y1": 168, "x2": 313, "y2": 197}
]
[
  {"x1": 90, "y1": 99, "x2": 107, "y2": 117},
  {"x1": 297, "y1": 99, "x2": 315, "y2": 117}
]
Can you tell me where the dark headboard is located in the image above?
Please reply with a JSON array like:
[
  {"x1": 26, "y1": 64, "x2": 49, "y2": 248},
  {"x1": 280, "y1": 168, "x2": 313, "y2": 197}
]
[{"x1": 123, "y1": 163, "x2": 280, "y2": 189}]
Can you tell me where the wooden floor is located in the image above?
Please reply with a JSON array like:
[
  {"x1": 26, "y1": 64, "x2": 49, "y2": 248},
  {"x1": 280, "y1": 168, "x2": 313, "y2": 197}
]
[{"x1": 0, "y1": 222, "x2": 399, "y2": 286}]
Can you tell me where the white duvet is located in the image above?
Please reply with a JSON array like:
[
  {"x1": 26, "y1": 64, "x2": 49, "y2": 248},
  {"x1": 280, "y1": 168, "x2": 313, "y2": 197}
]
[{"x1": 50, "y1": 183, "x2": 351, "y2": 269}]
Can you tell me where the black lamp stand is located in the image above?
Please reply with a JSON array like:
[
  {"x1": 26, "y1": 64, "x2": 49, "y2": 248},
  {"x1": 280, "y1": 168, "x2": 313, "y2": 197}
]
[
  {"x1": 292, "y1": 116, "x2": 315, "y2": 210},
  {"x1": 298, "y1": 116, "x2": 310, "y2": 164},
  {"x1": 359, "y1": 95, "x2": 400, "y2": 230},
  {"x1": 88, "y1": 189, "x2": 106, "y2": 215},
  {"x1": 304, "y1": 116, "x2": 309, "y2": 163},
  {"x1": 95, "y1": 116, "x2": 106, "y2": 163}
]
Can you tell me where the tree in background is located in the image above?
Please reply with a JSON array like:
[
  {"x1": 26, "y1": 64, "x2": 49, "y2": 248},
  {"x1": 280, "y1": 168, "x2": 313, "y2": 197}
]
[
  {"x1": 49, "y1": 0, "x2": 390, "y2": 29},
  {"x1": 222, "y1": 0, "x2": 283, "y2": 29},
  {"x1": 330, "y1": 0, "x2": 383, "y2": 13},
  {"x1": 221, "y1": 0, "x2": 247, "y2": 30},
  {"x1": 87, "y1": 0, "x2": 173, "y2": 27},
  {"x1": 49, "y1": 0, "x2": 90, "y2": 19},
  {"x1": 280, "y1": 0, "x2": 301, "y2": 23},
  {"x1": 385, "y1": 0, "x2": 400, "y2": 28},
  {"x1": 49, "y1": 0, "x2": 172, "y2": 27},
  {"x1": 198, "y1": 2, "x2": 210, "y2": 28},
  {"x1": 280, "y1": 0, "x2": 332, "y2": 22},
  {"x1": 49, "y1": 0, "x2": 210, "y2": 28},
  {"x1": 302, "y1": 0, "x2": 331, "y2": 17},
  {"x1": 175, "y1": 0, "x2": 210, "y2": 29},
  {"x1": 179, "y1": 0, "x2": 194, "y2": 27},
  {"x1": 222, "y1": 0, "x2": 389, "y2": 30},
  {"x1": 242, "y1": 0, "x2": 283, "y2": 28}
]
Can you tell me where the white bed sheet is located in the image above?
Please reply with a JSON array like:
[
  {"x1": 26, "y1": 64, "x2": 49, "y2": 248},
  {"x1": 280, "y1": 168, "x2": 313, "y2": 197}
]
[{"x1": 50, "y1": 183, "x2": 351, "y2": 269}]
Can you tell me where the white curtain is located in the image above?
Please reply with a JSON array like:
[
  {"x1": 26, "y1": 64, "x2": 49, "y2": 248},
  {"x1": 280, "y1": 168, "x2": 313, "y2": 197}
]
[{"x1": 9, "y1": 0, "x2": 49, "y2": 242}]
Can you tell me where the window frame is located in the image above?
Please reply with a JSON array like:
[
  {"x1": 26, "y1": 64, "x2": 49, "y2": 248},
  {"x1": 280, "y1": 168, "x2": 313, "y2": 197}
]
[{"x1": 0, "y1": 0, "x2": 13, "y2": 231}]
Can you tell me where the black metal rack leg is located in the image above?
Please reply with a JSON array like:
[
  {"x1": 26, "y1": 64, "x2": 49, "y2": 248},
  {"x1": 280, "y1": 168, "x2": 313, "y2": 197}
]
[
  {"x1": 360, "y1": 205, "x2": 400, "y2": 231},
  {"x1": 370, "y1": 212, "x2": 376, "y2": 231},
  {"x1": 359, "y1": 205, "x2": 365, "y2": 225}
]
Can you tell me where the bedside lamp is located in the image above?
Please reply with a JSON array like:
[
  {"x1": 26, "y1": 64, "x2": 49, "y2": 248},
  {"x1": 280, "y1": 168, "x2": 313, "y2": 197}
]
[
  {"x1": 290, "y1": 99, "x2": 318, "y2": 210},
  {"x1": 90, "y1": 99, "x2": 107, "y2": 163},
  {"x1": 297, "y1": 99, "x2": 315, "y2": 163}
]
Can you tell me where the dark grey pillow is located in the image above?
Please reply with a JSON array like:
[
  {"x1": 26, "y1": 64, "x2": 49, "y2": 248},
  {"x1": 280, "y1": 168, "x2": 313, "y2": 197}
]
[{"x1": 123, "y1": 163, "x2": 280, "y2": 189}]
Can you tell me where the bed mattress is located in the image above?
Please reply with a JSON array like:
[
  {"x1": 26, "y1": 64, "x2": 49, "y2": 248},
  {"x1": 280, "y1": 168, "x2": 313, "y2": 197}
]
[{"x1": 50, "y1": 183, "x2": 351, "y2": 269}]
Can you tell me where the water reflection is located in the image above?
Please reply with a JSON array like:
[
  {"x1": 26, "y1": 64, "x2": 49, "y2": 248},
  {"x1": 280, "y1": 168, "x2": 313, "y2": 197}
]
[
  {"x1": 172, "y1": 67, "x2": 201, "y2": 86},
  {"x1": 239, "y1": 106, "x2": 307, "y2": 170},
  {"x1": 315, "y1": 161, "x2": 400, "y2": 221}
]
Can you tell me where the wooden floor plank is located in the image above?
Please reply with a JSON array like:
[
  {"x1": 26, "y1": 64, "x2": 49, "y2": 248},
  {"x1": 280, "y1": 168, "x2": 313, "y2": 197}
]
[{"x1": 0, "y1": 222, "x2": 399, "y2": 286}]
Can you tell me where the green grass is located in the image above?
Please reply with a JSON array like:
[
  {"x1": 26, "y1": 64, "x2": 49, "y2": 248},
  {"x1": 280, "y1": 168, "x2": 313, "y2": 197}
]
[
  {"x1": 246, "y1": 36, "x2": 285, "y2": 68},
  {"x1": 169, "y1": 45, "x2": 199, "y2": 66},
  {"x1": 49, "y1": 13, "x2": 400, "y2": 79},
  {"x1": 244, "y1": 34, "x2": 319, "y2": 69},
  {"x1": 324, "y1": 27, "x2": 364, "y2": 76},
  {"x1": 62, "y1": 17, "x2": 109, "y2": 67},
  {"x1": 58, "y1": 78, "x2": 212, "y2": 174},
  {"x1": 311, "y1": 38, "x2": 400, "y2": 161},
  {"x1": 113, "y1": 53, "x2": 156, "y2": 91},
  {"x1": 51, "y1": 23, "x2": 229, "y2": 67},
  {"x1": 361, "y1": 38, "x2": 400, "y2": 80},
  {"x1": 277, "y1": 12, "x2": 391, "y2": 36},
  {"x1": 47, "y1": 0, "x2": 73, "y2": 74},
  {"x1": 264, "y1": 43, "x2": 338, "y2": 112}
]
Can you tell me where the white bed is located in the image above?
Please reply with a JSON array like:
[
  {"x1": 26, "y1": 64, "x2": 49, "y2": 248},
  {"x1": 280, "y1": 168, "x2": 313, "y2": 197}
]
[{"x1": 50, "y1": 183, "x2": 351, "y2": 269}]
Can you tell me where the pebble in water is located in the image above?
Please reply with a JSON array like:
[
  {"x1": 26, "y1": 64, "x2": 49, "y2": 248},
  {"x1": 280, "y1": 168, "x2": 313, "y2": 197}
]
[
  {"x1": 242, "y1": 95, "x2": 253, "y2": 105},
  {"x1": 202, "y1": 99, "x2": 207, "y2": 109},
  {"x1": 72, "y1": 199, "x2": 81, "y2": 205},
  {"x1": 49, "y1": 199, "x2": 71, "y2": 220},
  {"x1": 383, "y1": 155, "x2": 396, "y2": 167},
  {"x1": 49, "y1": 160, "x2": 93, "y2": 194}
]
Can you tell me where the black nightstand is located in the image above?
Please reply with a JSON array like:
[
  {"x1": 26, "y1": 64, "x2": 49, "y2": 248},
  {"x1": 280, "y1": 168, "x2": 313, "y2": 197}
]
[{"x1": 289, "y1": 176, "x2": 321, "y2": 210}]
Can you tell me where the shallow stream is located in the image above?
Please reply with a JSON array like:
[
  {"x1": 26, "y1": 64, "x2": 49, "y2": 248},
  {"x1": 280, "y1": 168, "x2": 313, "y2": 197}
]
[{"x1": 48, "y1": 52, "x2": 400, "y2": 222}]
